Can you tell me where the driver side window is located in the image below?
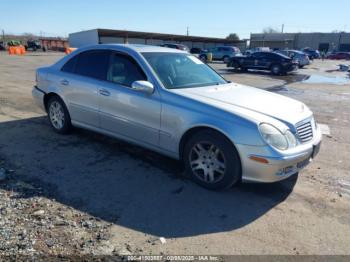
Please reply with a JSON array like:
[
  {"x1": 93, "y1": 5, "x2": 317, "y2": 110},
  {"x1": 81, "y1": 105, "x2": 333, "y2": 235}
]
[{"x1": 107, "y1": 53, "x2": 147, "y2": 87}]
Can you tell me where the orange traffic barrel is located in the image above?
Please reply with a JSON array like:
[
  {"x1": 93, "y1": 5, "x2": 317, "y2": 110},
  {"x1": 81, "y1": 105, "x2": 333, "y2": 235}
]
[
  {"x1": 8, "y1": 46, "x2": 15, "y2": 55},
  {"x1": 20, "y1": 46, "x2": 26, "y2": 55},
  {"x1": 65, "y1": 47, "x2": 77, "y2": 55},
  {"x1": 15, "y1": 47, "x2": 22, "y2": 55}
]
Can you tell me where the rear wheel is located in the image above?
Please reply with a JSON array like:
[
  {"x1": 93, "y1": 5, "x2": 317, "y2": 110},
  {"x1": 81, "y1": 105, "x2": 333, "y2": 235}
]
[
  {"x1": 47, "y1": 96, "x2": 72, "y2": 134},
  {"x1": 183, "y1": 130, "x2": 241, "y2": 190},
  {"x1": 230, "y1": 61, "x2": 240, "y2": 70},
  {"x1": 199, "y1": 55, "x2": 207, "y2": 63},
  {"x1": 223, "y1": 56, "x2": 230, "y2": 64}
]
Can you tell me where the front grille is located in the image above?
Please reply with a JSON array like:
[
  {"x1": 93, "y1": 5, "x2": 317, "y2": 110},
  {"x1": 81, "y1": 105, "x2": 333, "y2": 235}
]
[{"x1": 296, "y1": 121, "x2": 314, "y2": 143}]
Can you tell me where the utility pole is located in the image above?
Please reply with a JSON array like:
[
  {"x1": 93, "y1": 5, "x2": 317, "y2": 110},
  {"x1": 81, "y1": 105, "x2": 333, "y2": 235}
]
[
  {"x1": 281, "y1": 24, "x2": 285, "y2": 33},
  {"x1": 2, "y1": 29, "x2": 5, "y2": 43},
  {"x1": 187, "y1": 26, "x2": 189, "y2": 36}
]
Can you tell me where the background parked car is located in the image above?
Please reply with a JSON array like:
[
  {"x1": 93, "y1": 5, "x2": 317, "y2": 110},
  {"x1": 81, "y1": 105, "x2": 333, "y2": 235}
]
[
  {"x1": 227, "y1": 51, "x2": 298, "y2": 75},
  {"x1": 190, "y1": 47, "x2": 203, "y2": 54},
  {"x1": 160, "y1": 43, "x2": 189, "y2": 52},
  {"x1": 0, "y1": 41, "x2": 5, "y2": 51},
  {"x1": 327, "y1": 52, "x2": 350, "y2": 60},
  {"x1": 199, "y1": 46, "x2": 241, "y2": 63},
  {"x1": 251, "y1": 47, "x2": 271, "y2": 52},
  {"x1": 275, "y1": 50, "x2": 311, "y2": 68},
  {"x1": 25, "y1": 40, "x2": 41, "y2": 51},
  {"x1": 303, "y1": 48, "x2": 320, "y2": 60}
]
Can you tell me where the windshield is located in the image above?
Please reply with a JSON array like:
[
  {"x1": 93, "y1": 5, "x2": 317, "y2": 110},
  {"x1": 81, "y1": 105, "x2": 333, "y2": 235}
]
[{"x1": 142, "y1": 52, "x2": 227, "y2": 89}]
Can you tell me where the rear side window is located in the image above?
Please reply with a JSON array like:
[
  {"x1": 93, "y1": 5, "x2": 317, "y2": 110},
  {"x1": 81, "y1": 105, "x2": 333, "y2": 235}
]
[
  {"x1": 107, "y1": 53, "x2": 146, "y2": 87},
  {"x1": 75, "y1": 50, "x2": 110, "y2": 80},
  {"x1": 61, "y1": 55, "x2": 78, "y2": 73},
  {"x1": 252, "y1": 52, "x2": 265, "y2": 58},
  {"x1": 265, "y1": 53, "x2": 276, "y2": 59}
]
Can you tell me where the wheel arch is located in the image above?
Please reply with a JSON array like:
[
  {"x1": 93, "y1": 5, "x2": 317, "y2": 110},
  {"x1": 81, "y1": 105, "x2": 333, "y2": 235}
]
[
  {"x1": 179, "y1": 125, "x2": 242, "y2": 165},
  {"x1": 269, "y1": 62, "x2": 282, "y2": 69},
  {"x1": 43, "y1": 92, "x2": 64, "y2": 112}
]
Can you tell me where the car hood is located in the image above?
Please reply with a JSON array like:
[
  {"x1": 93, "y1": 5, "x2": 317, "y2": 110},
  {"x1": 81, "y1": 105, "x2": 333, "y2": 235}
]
[{"x1": 171, "y1": 83, "x2": 312, "y2": 126}]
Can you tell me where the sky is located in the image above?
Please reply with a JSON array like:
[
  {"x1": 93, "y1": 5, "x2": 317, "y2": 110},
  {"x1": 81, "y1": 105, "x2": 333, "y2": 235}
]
[{"x1": 0, "y1": 0, "x2": 349, "y2": 39}]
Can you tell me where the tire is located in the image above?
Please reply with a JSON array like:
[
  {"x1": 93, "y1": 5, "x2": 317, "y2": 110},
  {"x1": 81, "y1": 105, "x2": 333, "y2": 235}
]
[
  {"x1": 271, "y1": 64, "x2": 282, "y2": 75},
  {"x1": 223, "y1": 56, "x2": 230, "y2": 64},
  {"x1": 47, "y1": 96, "x2": 72, "y2": 134},
  {"x1": 230, "y1": 61, "x2": 240, "y2": 70},
  {"x1": 299, "y1": 65, "x2": 304, "y2": 69},
  {"x1": 183, "y1": 130, "x2": 241, "y2": 190},
  {"x1": 199, "y1": 55, "x2": 207, "y2": 63}
]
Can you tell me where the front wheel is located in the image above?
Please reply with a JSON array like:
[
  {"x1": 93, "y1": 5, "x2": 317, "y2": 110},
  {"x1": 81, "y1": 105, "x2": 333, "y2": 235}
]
[
  {"x1": 223, "y1": 56, "x2": 230, "y2": 64},
  {"x1": 229, "y1": 61, "x2": 240, "y2": 70},
  {"x1": 47, "y1": 96, "x2": 72, "y2": 134},
  {"x1": 271, "y1": 64, "x2": 282, "y2": 75},
  {"x1": 199, "y1": 55, "x2": 207, "y2": 63},
  {"x1": 183, "y1": 130, "x2": 241, "y2": 190}
]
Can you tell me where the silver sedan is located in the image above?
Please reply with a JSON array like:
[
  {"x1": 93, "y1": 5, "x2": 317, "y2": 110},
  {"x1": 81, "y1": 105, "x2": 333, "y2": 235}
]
[{"x1": 32, "y1": 44, "x2": 322, "y2": 190}]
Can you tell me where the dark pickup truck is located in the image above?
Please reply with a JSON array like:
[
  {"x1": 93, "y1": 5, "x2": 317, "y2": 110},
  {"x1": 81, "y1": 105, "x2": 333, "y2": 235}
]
[
  {"x1": 25, "y1": 40, "x2": 41, "y2": 51},
  {"x1": 227, "y1": 52, "x2": 298, "y2": 75}
]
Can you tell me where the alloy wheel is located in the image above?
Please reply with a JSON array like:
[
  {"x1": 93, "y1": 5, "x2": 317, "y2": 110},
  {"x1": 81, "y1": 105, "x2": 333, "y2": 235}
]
[
  {"x1": 189, "y1": 142, "x2": 226, "y2": 184},
  {"x1": 49, "y1": 101, "x2": 65, "y2": 130}
]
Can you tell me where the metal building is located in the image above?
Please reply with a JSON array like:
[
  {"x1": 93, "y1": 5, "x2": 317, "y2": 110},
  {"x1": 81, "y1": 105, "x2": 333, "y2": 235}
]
[
  {"x1": 250, "y1": 32, "x2": 350, "y2": 52},
  {"x1": 69, "y1": 29, "x2": 247, "y2": 50}
]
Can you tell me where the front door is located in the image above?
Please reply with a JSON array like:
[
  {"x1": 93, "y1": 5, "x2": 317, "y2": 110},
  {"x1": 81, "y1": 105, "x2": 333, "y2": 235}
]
[{"x1": 99, "y1": 52, "x2": 161, "y2": 146}]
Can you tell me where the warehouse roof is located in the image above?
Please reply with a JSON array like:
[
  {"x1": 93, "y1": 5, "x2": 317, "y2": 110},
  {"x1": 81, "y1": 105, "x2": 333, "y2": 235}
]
[{"x1": 96, "y1": 28, "x2": 244, "y2": 44}]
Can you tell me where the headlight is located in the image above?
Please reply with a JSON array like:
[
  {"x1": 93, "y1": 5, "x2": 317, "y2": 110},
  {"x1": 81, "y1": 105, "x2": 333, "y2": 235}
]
[
  {"x1": 285, "y1": 130, "x2": 297, "y2": 148},
  {"x1": 259, "y1": 123, "x2": 297, "y2": 150}
]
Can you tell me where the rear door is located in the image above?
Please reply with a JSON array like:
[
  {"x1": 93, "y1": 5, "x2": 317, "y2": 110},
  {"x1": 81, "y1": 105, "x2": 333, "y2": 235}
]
[
  {"x1": 222, "y1": 47, "x2": 233, "y2": 57},
  {"x1": 245, "y1": 52, "x2": 263, "y2": 68},
  {"x1": 98, "y1": 51, "x2": 161, "y2": 146},
  {"x1": 212, "y1": 47, "x2": 222, "y2": 60},
  {"x1": 58, "y1": 50, "x2": 110, "y2": 127},
  {"x1": 262, "y1": 53, "x2": 279, "y2": 68}
]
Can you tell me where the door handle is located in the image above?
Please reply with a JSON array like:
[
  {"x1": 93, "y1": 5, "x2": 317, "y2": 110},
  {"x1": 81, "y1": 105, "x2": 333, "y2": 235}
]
[
  {"x1": 99, "y1": 89, "x2": 111, "y2": 96},
  {"x1": 60, "y1": 79, "x2": 69, "y2": 86}
]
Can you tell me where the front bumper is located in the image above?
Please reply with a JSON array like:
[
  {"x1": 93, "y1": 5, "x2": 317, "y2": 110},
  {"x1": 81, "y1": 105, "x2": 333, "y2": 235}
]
[
  {"x1": 236, "y1": 125, "x2": 322, "y2": 183},
  {"x1": 32, "y1": 86, "x2": 46, "y2": 112},
  {"x1": 283, "y1": 63, "x2": 299, "y2": 72}
]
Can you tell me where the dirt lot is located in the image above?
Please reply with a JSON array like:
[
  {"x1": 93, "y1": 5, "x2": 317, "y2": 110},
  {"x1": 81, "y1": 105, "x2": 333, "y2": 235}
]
[{"x1": 0, "y1": 52, "x2": 350, "y2": 257}]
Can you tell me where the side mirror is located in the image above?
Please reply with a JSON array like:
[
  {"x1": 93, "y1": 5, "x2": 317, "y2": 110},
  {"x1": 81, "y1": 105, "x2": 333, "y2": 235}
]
[{"x1": 131, "y1": 81, "x2": 154, "y2": 95}]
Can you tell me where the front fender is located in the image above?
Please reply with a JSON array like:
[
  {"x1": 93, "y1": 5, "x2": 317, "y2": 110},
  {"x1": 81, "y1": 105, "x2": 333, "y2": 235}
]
[{"x1": 159, "y1": 91, "x2": 265, "y2": 158}]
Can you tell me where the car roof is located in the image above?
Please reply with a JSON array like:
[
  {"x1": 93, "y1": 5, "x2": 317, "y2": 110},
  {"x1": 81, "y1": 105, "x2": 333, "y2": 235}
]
[
  {"x1": 79, "y1": 44, "x2": 187, "y2": 54},
  {"x1": 289, "y1": 50, "x2": 304, "y2": 54},
  {"x1": 254, "y1": 51, "x2": 272, "y2": 54},
  {"x1": 52, "y1": 44, "x2": 187, "y2": 70}
]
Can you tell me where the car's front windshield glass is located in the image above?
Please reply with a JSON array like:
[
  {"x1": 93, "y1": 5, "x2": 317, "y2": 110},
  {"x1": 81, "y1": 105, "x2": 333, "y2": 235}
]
[{"x1": 142, "y1": 52, "x2": 227, "y2": 89}]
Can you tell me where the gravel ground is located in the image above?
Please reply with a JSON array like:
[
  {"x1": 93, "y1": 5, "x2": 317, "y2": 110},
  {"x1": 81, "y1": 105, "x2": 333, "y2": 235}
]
[{"x1": 0, "y1": 52, "x2": 349, "y2": 258}]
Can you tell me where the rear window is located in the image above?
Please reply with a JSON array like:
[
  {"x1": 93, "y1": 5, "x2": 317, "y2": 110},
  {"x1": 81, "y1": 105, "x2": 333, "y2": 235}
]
[
  {"x1": 61, "y1": 55, "x2": 78, "y2": 73},
  {"x1": 222, "y1": 47, "x2": 232, "y2": 52}
]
